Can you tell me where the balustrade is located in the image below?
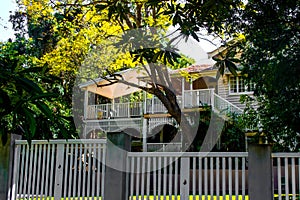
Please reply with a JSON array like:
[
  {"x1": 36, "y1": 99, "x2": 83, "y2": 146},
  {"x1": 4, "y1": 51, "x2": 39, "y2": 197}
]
[{"x1": 86, "y1": 89, "x2": 243, "y2": 120}]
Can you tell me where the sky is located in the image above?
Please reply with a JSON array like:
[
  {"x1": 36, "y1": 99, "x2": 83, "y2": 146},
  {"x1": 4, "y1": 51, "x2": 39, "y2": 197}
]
[{"x1": 0, "y1": 0, "x2": 17, "y2": 42}]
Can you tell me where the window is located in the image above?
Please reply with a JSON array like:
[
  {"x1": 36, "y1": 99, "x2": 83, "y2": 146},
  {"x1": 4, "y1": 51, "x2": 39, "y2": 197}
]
[{"x1": 229, "y1": 76, "x2": 254, "y2": 94}]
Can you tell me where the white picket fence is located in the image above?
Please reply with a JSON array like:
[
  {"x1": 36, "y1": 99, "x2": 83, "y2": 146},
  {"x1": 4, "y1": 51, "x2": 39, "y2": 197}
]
[
  {"x1": 9, "y1": 139, "x2": 300, "y2": 200},
  {"x1": 127, "y1": 152, "x2": 300, "y2": 200},
  {"x1": 273, "y1": 153, "x2": 300, "y2": 200},
  {"x1": 9, "y1": 139, "x2": 106, "y2": 200},
  {"x1": 126, "y1": 152, "x2": 248, "y2": 200}
]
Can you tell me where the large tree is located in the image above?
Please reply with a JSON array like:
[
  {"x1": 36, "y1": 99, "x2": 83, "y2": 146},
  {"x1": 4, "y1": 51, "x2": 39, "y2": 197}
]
[{"x1": 14, "y1": 0, "x2": 239, "y2": 148}]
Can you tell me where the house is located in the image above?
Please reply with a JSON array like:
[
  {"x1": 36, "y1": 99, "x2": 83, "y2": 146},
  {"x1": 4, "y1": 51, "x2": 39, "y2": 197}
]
[{"x1": 78, "y1": 52, "x2": 254, "y2": 152}]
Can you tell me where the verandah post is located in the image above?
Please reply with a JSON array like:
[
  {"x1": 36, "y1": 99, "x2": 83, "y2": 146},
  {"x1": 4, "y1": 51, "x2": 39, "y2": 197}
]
[{"x1": 104, "y1": 131, "x2": 131, "y2": 200}]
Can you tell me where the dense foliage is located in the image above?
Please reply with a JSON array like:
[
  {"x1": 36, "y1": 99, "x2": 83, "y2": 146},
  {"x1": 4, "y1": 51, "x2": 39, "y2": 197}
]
[
  {"x1": 239, "y1": 0, "x2": 300, "y2": 150},
  {"x1": 0, "y1": 38, "x2": 77, "y2": 143}
]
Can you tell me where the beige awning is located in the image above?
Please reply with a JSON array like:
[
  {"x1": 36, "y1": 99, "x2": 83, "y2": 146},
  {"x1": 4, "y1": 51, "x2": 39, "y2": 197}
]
[{"x1": 79, "y1": 68, "x2": 147, "y2": 99}]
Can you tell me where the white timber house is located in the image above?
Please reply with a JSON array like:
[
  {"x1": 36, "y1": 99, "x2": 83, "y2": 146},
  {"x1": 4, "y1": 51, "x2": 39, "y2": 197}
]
[{"x1": 79, "y1": 48, "x2": 254, "y2": 152}]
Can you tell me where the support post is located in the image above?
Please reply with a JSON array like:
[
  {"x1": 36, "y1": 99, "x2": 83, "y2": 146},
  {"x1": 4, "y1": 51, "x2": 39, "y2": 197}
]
[
  {"x1": 83, "y1": 90, "x2": 89, "y2": 120},
  {"x1": 143, "y1": 90, "x2": 147, "y2": 114},
  {"x1": 248, "y1": 144, "x2": 273, "y2": 200},
  {"x1": 182, "y1": 77, "x2": 185, "y2": 108},
  {"x1": 111, "y1": 98, "x2": 115, "y2": 118},
  {"x1": 211, "y1": 88, "x2": 215, "y2": 109},
  {"x1": 142, "y1": 118, "x2": 148, "y2": 152},
  {"x1": 104, "y1": 131, "x2": 131, "y2": 200}
]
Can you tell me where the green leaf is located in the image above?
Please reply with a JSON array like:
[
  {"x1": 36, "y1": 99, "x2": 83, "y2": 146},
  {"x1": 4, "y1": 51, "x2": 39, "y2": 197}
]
[
  {"x1": 18, "y1": 66, "x2": 45, "y2": 75},
  {"x1": 35, "y1": 101, "x2": 54, "y2": 121},
  {"x1": 212, "y1": 57, "x2": 222, "y2": 62},
  {"x1": 16, "y1": 77, "x2": 43, "y2": 94},
  {"x1": 216, "y1": 70, "x2": 221, "y2": 80},
  {"x1": 23, "y1": 107, "x2": 37, "y2": 138},
  {"x1": 95, "y1": 4, "x2": 109, "y2": 11},
  {"x1": 225, "y1": 60, "x2": 238, "y2": 76},
  {"x1": 191, "y1": 31, "x2": 199, "y2": 42},
  {"x1": 217, "y1": 61, "x2": 225, "y2": 76},
  {"x1": 0, "y1": 89, "x2": 11, "y2": 115},
  {"x1": 29, "y1": 93, "x2": 58, "y2": 102}
]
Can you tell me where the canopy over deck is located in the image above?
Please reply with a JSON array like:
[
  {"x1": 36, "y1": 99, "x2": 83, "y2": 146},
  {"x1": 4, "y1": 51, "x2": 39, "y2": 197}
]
[{"x1": 79, "y1": 68, "x2": 147, "y2": 99}]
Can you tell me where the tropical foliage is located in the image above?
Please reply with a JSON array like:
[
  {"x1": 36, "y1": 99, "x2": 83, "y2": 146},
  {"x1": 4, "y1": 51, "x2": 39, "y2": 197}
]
[{"x1": 0, "y1": 38, "x2": 77, "y2": 144}]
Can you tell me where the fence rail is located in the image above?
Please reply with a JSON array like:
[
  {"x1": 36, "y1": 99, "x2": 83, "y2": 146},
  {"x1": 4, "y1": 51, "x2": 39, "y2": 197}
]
[{"x1": 147, "y1": 143, "x2": 182, "y2": 152}]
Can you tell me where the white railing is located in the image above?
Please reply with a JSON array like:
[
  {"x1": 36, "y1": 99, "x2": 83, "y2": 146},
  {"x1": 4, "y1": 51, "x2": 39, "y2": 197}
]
[
  {"x1": 87, "y1": 103, "x2": 112, "y2": 119},
  {"x1": 113, "y1": 102, "x2": 142, "y2": 118},
  {"x1": 126, "y1": 152, "x2": 300, "y2": 199},
  {"x1": 145, "y1": 89, "x2": 215, "y2": 114},
  {"x1": 272, "y1": 153, "x2": 300, "y2": 199},
  {"x1": 86, "y1": 89, "x2": 245, "y2": 119},
  {"x1": 87, "y1": 102, "x2": 142, "y2": 119},
  {"x1": 214, "y1": 93, "x2": 243, "y2": 115},
  {"x1": 184, "y1": 89, "x2": 214, "y2": 108},
  {"x1": 10, "y1": 139, "x2": 106, "y2": 200},
  {"x1": 126, "y1": 152, "x2": 248, "y2": 199},
  {"x1": 147, "y1": 143, "x2": 182, "y2": 152},
  {"x1": 145, "y1": 97, "x2": 168, "y2": 114}
]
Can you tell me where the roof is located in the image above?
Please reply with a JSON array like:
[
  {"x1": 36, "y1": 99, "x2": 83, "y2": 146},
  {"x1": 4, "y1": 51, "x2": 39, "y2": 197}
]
[
  {"x1": 78, "y1": 64, "x2": 219, "y2": 99},
  {"x1": 171, "y1": 64, "x2": 215, "y2": 74}
]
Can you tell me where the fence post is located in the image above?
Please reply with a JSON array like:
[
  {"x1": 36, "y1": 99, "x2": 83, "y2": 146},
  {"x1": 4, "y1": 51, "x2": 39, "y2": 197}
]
[
  {"x1": 104, "y1": 131, "x2": 131, "y2": 200},
  {"x1": 180, "y1": 157, "x2": 190, "y2": 200},
  {"x1": 248, "y1": 144, "x2": 273, "y2": 200},
  {"x1": 5, "y1": 134, "x2": 22, "y2": 199},
  {"x1": 54, "y1": 143, "x2": 65, "y2": 200}
]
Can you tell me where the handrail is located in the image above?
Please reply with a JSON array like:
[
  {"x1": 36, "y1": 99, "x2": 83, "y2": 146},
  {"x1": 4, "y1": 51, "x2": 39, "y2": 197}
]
[
  {"x1": 147, "y1": 142, "x2": 182, "y2": 152},
  {"x1": 213, "y1": 93, "x2": 243, "y2": 115}
]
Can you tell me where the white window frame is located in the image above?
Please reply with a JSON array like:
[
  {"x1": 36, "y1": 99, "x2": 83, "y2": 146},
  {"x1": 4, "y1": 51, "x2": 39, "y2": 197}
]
[{"x1": 229, "y1": 76, "x2": 254, "y2": 95}]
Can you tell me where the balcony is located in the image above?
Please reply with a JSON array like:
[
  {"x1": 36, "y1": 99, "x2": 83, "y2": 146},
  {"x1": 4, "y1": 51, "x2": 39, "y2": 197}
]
[
  {"x1": 84, "y1": 89, "x2": 242, "y2": 121},
  {"x1": 85, "y1": 89, "x2": 214, "y2": 120}
]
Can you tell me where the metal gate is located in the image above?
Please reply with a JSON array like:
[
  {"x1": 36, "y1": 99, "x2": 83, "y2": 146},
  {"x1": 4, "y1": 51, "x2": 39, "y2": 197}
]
[{"x1": 9, "y1": 139, "x2": 106, "y2": 200}]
